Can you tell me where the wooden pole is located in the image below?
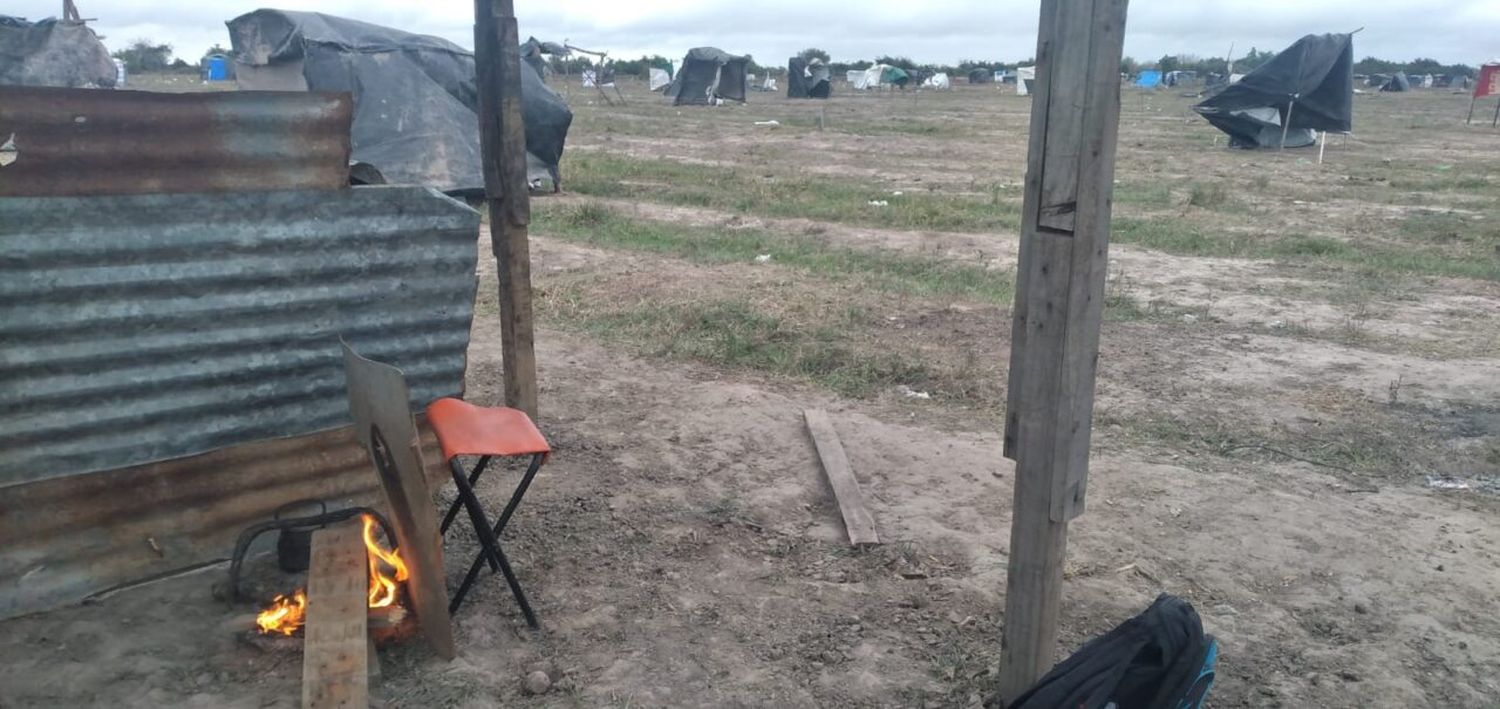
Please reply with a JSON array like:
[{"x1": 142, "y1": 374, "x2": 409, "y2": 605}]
[
  {"x1": 1465, "y1": 92, "x2": 1477, "y2": 124},
  {"x1": 1280, "y1": 99, "x2": 1295, "y2": 150},
  {"x1": 474, "y1": 0, "x2": 539, "y2": 417},
  {"x1": 999, "y1": 0, "x2": 1129, "y2": 700},
  {"x1": 1492, "y1": 98, "x2": 1499, "y2": 128}
]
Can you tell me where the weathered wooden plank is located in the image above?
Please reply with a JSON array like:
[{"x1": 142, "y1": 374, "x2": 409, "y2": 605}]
[
  {"x1": 343, "y1": 343, "x2": 456, "y2": 660},
  {"x1": 999, "y1": 0, "x2": 1130, "y2": 700},
  {"x1": 302, "y1": 522, "x2": 368, "y2": 709},
  {"x1": 803, "y1": 409, "x2": 879, "y2": 546}
]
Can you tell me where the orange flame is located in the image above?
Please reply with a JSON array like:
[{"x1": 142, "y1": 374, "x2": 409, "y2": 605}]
[
  {"x1": 362, "y1": 513, "x2": 408, "y2": 608},
  {"x1": 256, "y1": 590, "x2": 307, "y2": 635},
  {"x1": 254, "y1": 514, "x2": 408, "y2": 634}
]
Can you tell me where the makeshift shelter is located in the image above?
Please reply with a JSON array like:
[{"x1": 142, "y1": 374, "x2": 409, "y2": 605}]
[
  {"x1": 648, "y1": 67, "x2": 671, "y2": 91},
  {"x1": 1193, "y1": 33, "x2": 1353, "y2": 149},
  {"x1": 853, "y1": 63, "x2": 908, "y2": 90},
  {"x1": 227, "y1": 9, "x2": 573, "y2": 193},
  {"x1": 0, "y1": 15, "x2": 115, "y2": 88},
  {"x1": 1380, "y1": 72, "x2": 1410, "y2": 92},
  {"x1": 1135, "y1": 70, "x2": 1161, "y2": 88},
  {"x1": 846, "y1": 69, "x2": 862, "y2": 84},
  {"x1": 201, "y1": 53, "x2": 234, "y2": 81},
  {"x1": 663, "y1": 47, "x2": 748, "y2": 105},
  {"x1": 1016, "y1": 66, "x2": 1036, "y2": 95},
  {"x1": 787, "y1": 56, "x2": 831, "y2": 98},
  {"x1": 922, "y1": 72, "x2": 951, "y2": 89},
  {"x1": 968, "y1": 68, "x2": 993, "y2": 84}
]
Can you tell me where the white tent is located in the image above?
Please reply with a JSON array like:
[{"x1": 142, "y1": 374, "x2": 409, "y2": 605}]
[
  {"x1": 846, "y1": 69, "x2": 862, "y2": 84},
  {"x1": 922, "y1": 72, "x2": 950, "y2": 89},
  {"x1": 855, "y1": 64, "x2": 896, "y2": 90},
  {"x1": 1015, "y1": 66, "x2": 1036, "y2": 95},
  {"x1": 648, "y1": 67, "x2": 670, "y2": 91}
]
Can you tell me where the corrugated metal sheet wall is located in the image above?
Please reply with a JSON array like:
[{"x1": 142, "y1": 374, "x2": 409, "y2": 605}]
[{"x1": 0, "y1": 186, "x2": 481, "y2": 484}]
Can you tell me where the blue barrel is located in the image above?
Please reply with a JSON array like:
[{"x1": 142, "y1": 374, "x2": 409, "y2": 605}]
[{"x1": 206, "y1": 56, "x2": 228, "y2": 81}]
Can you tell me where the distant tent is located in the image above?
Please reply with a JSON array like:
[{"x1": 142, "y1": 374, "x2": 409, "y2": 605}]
[
  {"x1": 846, "y1": 69, "x2": 862, "y2": 84},
  {"x1": 648, "y1": 67, "x2": 671, "y2": 91},
  {"x1": 1420, "y1": 73, "x2": 1434, "y2": 88},
  {"x1": 227, "y1": 9, "x2": 573, "y2": 192},
  {"x1": 1380, "y1": 72, "x2": 1410, "y2": 92},
  {"x1": 1193, "y1": 32, "x2": 1353, "y2": 149},
  {"x1": 581, "y1": 66, "x2": 615, "y2": 87},
  {"x1": 787, "y1": 56, "x2": 831, "y2": 99},
  {"x1": 663, "y1": 47, "x2": 748, "y2": 105},
  {"x1": 0, "y1": 15, "x2": 116, "y2": 88},
  {"x1": 1016, "y1": 66, "x2": 1036, "y2": 95},
  {"x1": 922, "y1": 72, "x2": 951, "y2": 89},
  {"x1": 1135, "y1": 70, "x2": 1162, "y2": 88},
  {"x1": 854, "y1": 63, "x2": 909, "y2": 90},
  {"x1": 993, "y1": 70, "x2": 1006, "y2": 83},
  {"x1": 967, "y1": 68, "x2": 993, "y2": 84}
]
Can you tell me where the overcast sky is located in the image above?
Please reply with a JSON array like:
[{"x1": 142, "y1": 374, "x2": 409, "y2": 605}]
[{"x1": 12, "y1": 0, "x2": 1497, "y2": 67}]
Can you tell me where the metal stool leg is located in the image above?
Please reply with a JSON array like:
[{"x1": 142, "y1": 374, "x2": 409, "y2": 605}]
[
  {"x1": 447, "y1": 457, "x2": 500, "y2": 573},
  {"x1": 447, "y1": 453, "x2": 547, "y2": 629},
  {"x1": 441, "y1": 455, "x2": 491, "y2": 535}
]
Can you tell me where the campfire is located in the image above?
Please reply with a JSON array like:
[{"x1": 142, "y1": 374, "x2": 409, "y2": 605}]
[{"x1": 255, "y1": 514, "x2": 407, "y2": 636}]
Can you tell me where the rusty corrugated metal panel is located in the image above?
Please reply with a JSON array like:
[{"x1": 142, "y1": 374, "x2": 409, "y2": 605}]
[
  {"x1": 0, "y1": 86, "x2": 352, "y2": 196},
  {"x1": 0, "y1": 424, "x2": 449, "y2": 620},
  {"x1": 0, "y1": 185, "x2": 480, "y2": 484}
]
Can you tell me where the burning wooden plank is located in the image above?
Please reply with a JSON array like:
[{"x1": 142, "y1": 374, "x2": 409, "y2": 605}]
[{"x1": 302, "y1": 521, "x2": 368, "y2": 709}]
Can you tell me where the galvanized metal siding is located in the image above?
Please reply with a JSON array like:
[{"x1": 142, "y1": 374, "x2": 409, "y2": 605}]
[
  {"x1": 0, "y1": 86, "x2": 352, "y2": 196},
  {"x1": 0, "y1": 186, "x2": 481, "y2": 484}
]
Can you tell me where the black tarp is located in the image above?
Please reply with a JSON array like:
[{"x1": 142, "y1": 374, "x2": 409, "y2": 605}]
[
  {"x1": 967, "y1": 68, "x2": 993, "y2": 84},
  {"x1": 520, "y1": 36, "x2": 568, "y2": 77},
  {"x1": 786, "y1": 56, "x2": 830, "y2": 99},
  {"x1": 1193, "y1": 33, "x2": 1352, "y2": 149},
  {"x1": 1380, "y1": 72, "x2": 1410, "y2": 92},
  {"x1": 664, "y1": 47, "x2": 747, "y2": 105},
  {"x1": 227, "y1": 9, "x2": 572, "y2": 193},
  {"x1": 0, "y1": 15, "x2": 116, "y2": 88}
]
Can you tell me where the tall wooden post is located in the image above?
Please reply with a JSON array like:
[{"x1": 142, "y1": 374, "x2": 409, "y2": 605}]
[
  {"x1": 999, "y1": 0, "x2": 1129, "y2": 700},
  {"x1": 474, "y1": 0, "x2": 539, "y2": 417}
]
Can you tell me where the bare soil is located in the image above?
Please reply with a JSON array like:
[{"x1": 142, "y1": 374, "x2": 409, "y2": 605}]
[{"x1": 2, "y1": 79, "x2": 1498, "y2": 708}]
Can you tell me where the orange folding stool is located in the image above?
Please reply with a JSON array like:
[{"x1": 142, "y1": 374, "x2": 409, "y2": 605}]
[{"x1": 426, "y1": 397, "x2": 551, "y2": 628}]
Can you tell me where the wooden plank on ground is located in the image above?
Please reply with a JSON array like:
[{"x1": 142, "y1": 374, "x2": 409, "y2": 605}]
[
  {"x1": 302, "y1": 521, "x2": 368, "y2": 709},
  {"x1": 803, "y1": 409, "x2": 879, "y2": 546}
]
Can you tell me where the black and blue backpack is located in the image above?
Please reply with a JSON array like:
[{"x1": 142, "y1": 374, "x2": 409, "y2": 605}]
[{"x1": 1007, "y1": 593, "x2": 1218, "y2": 709}]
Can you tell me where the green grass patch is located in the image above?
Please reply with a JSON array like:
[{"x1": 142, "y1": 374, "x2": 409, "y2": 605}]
[
  {"x1": 537, "y1": 202, "x2": 1015, "y2": 303},
  {"x1": 545, "y1": 294, "x2": 938, "y2": 397},
  {"x1": 562, "y1": 152, "x2": 1019, "y2": 233}
]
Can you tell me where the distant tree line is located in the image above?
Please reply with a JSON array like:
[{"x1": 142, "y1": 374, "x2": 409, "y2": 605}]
[{"x1": 1142, "y1": 51, "x2": 1474, "y2": 79}]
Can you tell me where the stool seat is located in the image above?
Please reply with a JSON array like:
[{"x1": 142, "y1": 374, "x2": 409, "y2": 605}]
[{"x1": 427, "y1": 397, "x2": 550, "y2": 461}]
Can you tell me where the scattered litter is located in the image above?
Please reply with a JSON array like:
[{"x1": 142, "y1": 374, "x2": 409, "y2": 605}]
[
  {"x1": 1181, "y1": 314, "x2": 1198, "y2": 323},
  {"x1": 891, "y1": 190, "x2": 904, "y2": 196},
  {"x1": 1426, "y1": 475, "x2": 1500, "y2": 493},
  {"x1": 753, "y1": 120, "x2": 780, "y2": 127},
  {"x1": 754, "y1": 254, "x2": 771, "y2": 263},
  {"x1": 867, "y1": 200, "x2": 889, "y2": 207},
  {"x1": 0, "y1": 133, "x2": 15, "y2": 167},
  {"x1": 1292, "y1": 200, "x2": 1308, "y2": 205},
  {"x1": 896, "y1": 385, "x2": 931, "y2": 400},
  {"x1": 1269, "y1": 320, "x2": 1288, "y2": 329}
]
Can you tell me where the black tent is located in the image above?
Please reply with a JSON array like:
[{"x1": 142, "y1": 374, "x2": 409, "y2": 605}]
[
  {"x1": 520, "y1": 36, "x2": 568, "y2": 78},
  {"x1": 1193, "y1": 33, "x2": 1352, "y2": 149},
  {"x1": 227, "y1": 9, "x2": 572, "y2": 193},
  {"x1": 786, "y1": 56, "x2": 831, "y2": 99},
  {"x1": 967, "y1": 68, "x2": 993, "y2": 84},
  {"x1": 1380, "y1": 72, "x2": 1410, "y2": 92},
  {"x1": 664, "y1": 47, "x2": 747, "y2": 105}
]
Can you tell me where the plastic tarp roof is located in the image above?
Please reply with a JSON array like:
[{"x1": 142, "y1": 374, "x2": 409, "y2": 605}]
[
  {"x1": 1135, "y1": 70, "x2": 1161, "y2": 87},
  {"x1": 0, "y1": 16, "x2": 116, "y2": 88},
  {"x1": 227, "y1": 9, "x2": 573, "y2": 193},
  {"x1": 787, "y1": 56, "x2": 830, "y2": 99},
  {"x1": 1193, "y1": 33, "x2": 1352, "y2": 148},
  {"x1": 663, "y1": 47, "x2": 747, "y2": 105}
]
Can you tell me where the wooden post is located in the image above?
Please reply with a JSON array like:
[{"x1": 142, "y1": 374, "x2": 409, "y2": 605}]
[
  {"x1": 1492, "y1": 98, "x2": 1500, "y2": 128},
  {"x1": 999, "y1": 0, "x2": 1128, "y2": 700},
  {"x1": 1465, "y1": 92, "x2": 1477, "y2": 124},
  {"x1": 1279, "y1": 99, "x2": 1295, "y2": 150},
  {"x1": 301, "y1": 522, "x2": 368, "y2": 709},
  {"x1": 474, "y1": 0, "x2": 539, "y2": 417}
]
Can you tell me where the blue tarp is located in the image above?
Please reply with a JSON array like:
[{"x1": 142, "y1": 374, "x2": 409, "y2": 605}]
[{"x1": 1135, "y1": 70, "x2": 1161, "y2": 88}]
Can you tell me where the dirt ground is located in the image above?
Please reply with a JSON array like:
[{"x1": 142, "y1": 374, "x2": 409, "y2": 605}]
[{"x1": 2, "y1": 79, "x2": 1498, "y2": 708}]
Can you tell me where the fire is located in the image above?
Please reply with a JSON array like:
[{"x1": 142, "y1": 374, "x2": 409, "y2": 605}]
[
  {"x1": 256, "y1": 590, "x2": 307, "y2": 635},
  {"x1": 362, "y1": 513, "x2": 408, "y2": 608},
  {"x1": 254, "y1": 514, "x2": 408, "y2": 635}
]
